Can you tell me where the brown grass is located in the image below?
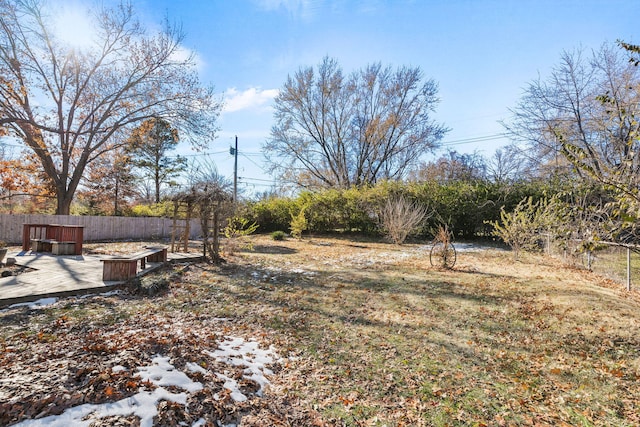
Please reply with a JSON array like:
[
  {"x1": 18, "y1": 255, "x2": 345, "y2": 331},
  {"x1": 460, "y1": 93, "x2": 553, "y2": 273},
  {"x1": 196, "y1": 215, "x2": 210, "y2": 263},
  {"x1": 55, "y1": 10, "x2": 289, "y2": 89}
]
[{"x1": 1, "y1": 234, "x2": 639, "y2": 426}]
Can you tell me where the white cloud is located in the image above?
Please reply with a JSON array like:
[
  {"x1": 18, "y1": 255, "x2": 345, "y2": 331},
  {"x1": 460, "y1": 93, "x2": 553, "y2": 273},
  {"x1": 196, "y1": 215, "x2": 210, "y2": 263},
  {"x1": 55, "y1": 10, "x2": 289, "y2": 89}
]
[
  {"x1": 170, "y1": 45, "x2": 206, "y2": 74},
  {"x1": 223, "y1": 87, "x2": 279, "y2": 113},
  {"x1": 254, "y1": 0, "x2": 323, "y2": 19},
  {"x1": 51, "y1": 2, "x2": 98, "y2": 50},
  {"x1": 254, "y1": 0, "x2": 385, "y2": 19}
]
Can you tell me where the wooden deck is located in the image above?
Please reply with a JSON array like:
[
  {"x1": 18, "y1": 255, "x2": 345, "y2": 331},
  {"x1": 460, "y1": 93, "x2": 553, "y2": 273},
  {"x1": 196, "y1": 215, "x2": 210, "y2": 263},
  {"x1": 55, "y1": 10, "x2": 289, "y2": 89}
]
[{"x1": 0, "y1": 249, "x2": 203, "y2": 308}]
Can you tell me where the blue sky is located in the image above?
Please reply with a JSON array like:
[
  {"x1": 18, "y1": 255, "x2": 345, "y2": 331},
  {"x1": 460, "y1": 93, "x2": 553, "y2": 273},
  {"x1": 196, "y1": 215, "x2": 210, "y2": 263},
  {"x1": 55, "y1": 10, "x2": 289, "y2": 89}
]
[{"x1": 84, "y1": 1, "x2": 640, "y2": 192}]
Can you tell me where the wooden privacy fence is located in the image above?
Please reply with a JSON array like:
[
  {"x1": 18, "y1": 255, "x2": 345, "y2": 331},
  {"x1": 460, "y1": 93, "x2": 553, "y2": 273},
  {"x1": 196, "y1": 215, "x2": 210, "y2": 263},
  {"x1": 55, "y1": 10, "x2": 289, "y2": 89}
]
[{"x1": 0, "y1": 214, "x2": 202, "y2": 245}]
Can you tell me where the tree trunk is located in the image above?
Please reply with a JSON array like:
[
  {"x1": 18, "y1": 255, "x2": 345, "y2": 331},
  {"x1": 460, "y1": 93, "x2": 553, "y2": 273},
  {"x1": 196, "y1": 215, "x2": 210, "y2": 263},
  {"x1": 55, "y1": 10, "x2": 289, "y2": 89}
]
[
  {"x1": 213, "y1": 208, "x2": 220, "y2": 260},
  {"x1": 56, "y1": 195, "x2": 72, "y2": 215},
  {"x1": 114, "y1": 177, "x2": 120, "y2": 216},
  {"x1": 55, "y1": 180, "x2": 74, "y2": 215},
  {"x1": 155, "y1": 169, "x2": 161, "y2": 204},
  {"x1": 54, "y1": 159, "x2": 84, "y2": 215}
]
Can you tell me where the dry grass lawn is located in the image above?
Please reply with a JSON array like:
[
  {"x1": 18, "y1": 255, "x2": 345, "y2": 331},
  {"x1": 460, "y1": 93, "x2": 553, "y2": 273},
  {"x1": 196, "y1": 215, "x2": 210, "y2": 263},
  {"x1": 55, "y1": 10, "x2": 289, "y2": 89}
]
[{"x1": 1, "y1": 234, "x2": 639, "y2": 426}]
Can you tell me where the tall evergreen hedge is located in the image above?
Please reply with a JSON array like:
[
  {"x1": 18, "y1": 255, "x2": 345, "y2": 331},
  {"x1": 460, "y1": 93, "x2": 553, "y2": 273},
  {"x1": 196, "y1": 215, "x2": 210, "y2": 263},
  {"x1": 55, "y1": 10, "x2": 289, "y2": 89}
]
[{"x1": 244, "y1": 180, "x2": 552, "y2": 239}]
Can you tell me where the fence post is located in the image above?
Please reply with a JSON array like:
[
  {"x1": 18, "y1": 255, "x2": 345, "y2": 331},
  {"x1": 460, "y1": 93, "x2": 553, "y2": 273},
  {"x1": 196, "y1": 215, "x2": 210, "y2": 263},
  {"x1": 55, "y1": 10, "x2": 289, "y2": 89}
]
[
  {"x1": 547, "y1": 234, "x2": 551, "y2": 255},
  {"x1": 627, "y1": 247, "x2": 631, "y2": 292}
]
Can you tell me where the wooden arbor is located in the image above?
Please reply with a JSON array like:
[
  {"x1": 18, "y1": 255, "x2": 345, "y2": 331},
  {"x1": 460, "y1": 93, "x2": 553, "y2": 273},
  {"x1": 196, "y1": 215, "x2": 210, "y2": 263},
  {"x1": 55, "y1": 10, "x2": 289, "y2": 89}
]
[
  {"x1": 170, "y1": 183, "x2": 231, "y2": 262},
  {"x1": 169, "y1": 197, "x2": 194, "y2": 253}
]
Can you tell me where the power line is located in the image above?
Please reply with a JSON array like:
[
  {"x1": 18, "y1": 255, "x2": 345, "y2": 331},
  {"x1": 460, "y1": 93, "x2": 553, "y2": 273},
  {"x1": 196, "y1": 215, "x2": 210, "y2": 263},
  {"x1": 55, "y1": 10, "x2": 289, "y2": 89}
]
[
  {"x1": 3, "y1": 133, "x2": 511, "y2": 161},
  {"x1": 240, "y1": 176, "x2": 274, "y2": 183},
  {"x1": 239, "y1": 152, "x2": 267, "y2": 172},
  {"x1": 439, "y1": 133, "x2": 508, "y2": 146},
  {"x1": 173, "y1": 135, "x2": 509, "y2": 161},
  {"x1": 243, "y1": 182, "x2": 276, "y2": 188},
  {"x1": 166, "y1": 150, "x2": 229, "y2": 159},
  {"x1": 0, "y1": 139, "x2": 233, "y2": 160}
]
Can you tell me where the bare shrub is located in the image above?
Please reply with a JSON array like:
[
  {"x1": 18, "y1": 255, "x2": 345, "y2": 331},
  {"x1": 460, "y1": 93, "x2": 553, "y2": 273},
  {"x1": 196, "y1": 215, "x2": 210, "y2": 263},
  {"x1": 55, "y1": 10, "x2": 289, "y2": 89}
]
[{"x1": 380, "y1": 196, "x2": 430, "y2": 244}]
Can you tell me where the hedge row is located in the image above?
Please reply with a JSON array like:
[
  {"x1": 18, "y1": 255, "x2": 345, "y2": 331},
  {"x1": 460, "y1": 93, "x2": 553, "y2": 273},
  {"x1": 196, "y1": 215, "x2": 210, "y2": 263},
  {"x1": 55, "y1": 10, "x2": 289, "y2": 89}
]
[{"x1": 243, "y1": 180, "x2": 553, "y2": 239}]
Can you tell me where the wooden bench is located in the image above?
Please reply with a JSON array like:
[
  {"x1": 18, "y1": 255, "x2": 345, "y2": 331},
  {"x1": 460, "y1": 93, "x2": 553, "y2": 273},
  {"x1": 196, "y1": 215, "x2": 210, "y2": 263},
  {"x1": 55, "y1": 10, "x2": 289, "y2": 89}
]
[
  {"x1": 24, "y1": 224, "x2": 84, "y2": 255},
  {"x1": 31, "y1": 238, "x2": 56, "y2": 252},
  {"x1": 52, "y1": 241, "x2": 77, "y2": 255},
  {"x1": 101, "y1": 246, "x2": 168, "y2": 281},
  {"x1": 31, "y1": 239, "x2": 77, "y2": 255}
]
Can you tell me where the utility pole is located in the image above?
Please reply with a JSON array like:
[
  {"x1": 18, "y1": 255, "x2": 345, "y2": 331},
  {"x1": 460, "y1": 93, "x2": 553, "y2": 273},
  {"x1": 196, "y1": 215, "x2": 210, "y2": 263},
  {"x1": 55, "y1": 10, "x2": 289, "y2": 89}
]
[{"x1": 230, "y1": 135, "x2": 238, "y2": 204}]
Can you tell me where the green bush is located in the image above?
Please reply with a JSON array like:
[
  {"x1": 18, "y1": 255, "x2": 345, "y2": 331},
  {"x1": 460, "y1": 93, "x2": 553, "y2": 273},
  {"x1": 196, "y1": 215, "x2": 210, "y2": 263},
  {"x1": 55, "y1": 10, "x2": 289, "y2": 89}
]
[
  {"x1": 223, "y1": 216, "x2": 259, "y2": 255},
  {"x1": 243, "y1": 180, "x2": 554, "y2": 239},
  {"x1": 246, "y1": 197, "x2": 297, "y2": 232},
  {"x1": 290, "y1": 208, "x2": 308, "y2": 239},
  {"x1": 489, "y1": 196, "x2": 552, "y2": 259},
  {"x1": 271, "y1": 230, "x2": 286, "y2": 240},
  {"x1": 224, "y1": 216, "x2": 259, "y2": 239},
  {"x1": 130, "y1": 201, "x2": 174, "y2": 217}
]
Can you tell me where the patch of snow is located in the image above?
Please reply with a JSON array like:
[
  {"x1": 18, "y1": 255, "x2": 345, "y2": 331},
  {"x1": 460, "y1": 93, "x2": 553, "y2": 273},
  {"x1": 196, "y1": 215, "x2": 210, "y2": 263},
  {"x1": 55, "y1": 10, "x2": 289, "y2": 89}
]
[
  {"x1": 79, "y1": 290, "x2": 121, "y2": 299},
  {"x1": 137, "y1": 355, "x2": 203, "y2": 393},
  {"x1": 9, "y1": 297, "x2": 58, "y2": 310},
  {"x1": 418, "y1": 243, "x2": 504, "y2": 253},
  {"x1": 12, "y1": 356, "x2": 201, "y2": 427},
  {"x1": 205, "y1": 336, "x2": 279, "y2": 401},
  {"x1": 2, "y1": 290, "x2": 123, "y2": 313},
  {"x1": 12, "y1": 338, "x2": 279, "y2": 426},
  {"x1": 451, "y1": 243, "x2": 505, "y2": 252},
  {"x1": 215, "y1": 372, "x2": 247, "y2": 402},
  {"x1": 186, "y1": 362, "x2": 207, "y2": 374},
  {"x1": 287, "y1": 268, "x2": 316, "y2": 276}
]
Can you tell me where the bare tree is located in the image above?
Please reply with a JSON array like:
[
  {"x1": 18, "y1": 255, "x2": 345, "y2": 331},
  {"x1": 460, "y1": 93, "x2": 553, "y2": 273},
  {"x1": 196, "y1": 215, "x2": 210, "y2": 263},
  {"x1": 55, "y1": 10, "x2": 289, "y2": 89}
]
[
  {"x1": 410, "y1": 149, "x2": 486, "y2": 183},
  {"x1": 265, "y1": 57, "x2": 448, "y2": 189},
  {"x1": 0, "y1": 0, "x2": 221, "y2": 214},
  {"x1": 547, "y1": 186, "x2": 616, "y2": 263},
  {"x1": 506, "y1": 42, "x2": 640, "y2": 245},
  {"x1": 503, "y1": 44, "x2": 640, "y2": 187},
  {"x1": 504, "y1": 42, "x2": 640, "y2": 244},
  {"x1": 486, "y1": 144, "x2": 529, "y2": 183}
]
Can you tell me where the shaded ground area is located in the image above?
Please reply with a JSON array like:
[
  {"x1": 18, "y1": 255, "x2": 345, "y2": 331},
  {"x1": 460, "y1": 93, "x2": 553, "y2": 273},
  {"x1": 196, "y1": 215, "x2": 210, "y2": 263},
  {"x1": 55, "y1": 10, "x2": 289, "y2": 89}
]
[{"x1": 1, "y1": 235, "x2": 639, "y2": 426}]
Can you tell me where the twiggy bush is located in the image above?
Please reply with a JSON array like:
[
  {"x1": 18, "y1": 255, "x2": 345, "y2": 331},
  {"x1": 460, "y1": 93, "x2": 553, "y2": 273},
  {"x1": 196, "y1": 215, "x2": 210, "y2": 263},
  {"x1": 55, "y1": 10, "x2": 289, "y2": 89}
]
[{"x1": 380, "y1": 196, "x2": 430, "y2": 244}]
